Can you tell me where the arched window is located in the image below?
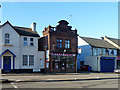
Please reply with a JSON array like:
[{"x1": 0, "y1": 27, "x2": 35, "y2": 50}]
[{"x1": 5, "y1": 33, "x2": 10, "y2": 44}]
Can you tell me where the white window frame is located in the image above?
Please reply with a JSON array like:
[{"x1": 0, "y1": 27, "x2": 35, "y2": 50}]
[
  {"x1": 29, "y1": 55, "x2": 34, "y2": 66},
  {"x1": 23, "y1": 55, "x2": 28, "y2": 66},
  {"x1": 5, "y1": 33, "x2": 10, "y2": 44},
  {"x1": 30, "y1": 38, "x2": 34, "y2": 46},
  {"x1": 23, "y1": 37, "x2": 28, "y2": 46},
  {"x1": 23, "y1": 55, "x2": 34, "y2": 66}
]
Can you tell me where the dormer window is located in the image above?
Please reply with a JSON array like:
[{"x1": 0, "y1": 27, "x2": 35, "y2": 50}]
[
  {"x1": 23, "y1": 37, "x2": 28, "y2": 46},
  {"x1": 5, "y1": 33, "x2": 10, "y2": 44}
]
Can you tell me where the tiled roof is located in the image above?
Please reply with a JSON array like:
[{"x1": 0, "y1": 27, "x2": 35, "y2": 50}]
[{"x1": 80, "y1": 36, "x2": 117, "y2": 49}]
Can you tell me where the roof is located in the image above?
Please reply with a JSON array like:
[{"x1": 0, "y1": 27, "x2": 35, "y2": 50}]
[
  {"x1": 106, "y1": 37, "x2": 120, "y2": 46},
  {"x1": 14, "y1": 26, "x2": 40, "y2": 37},
  {"x1": 0, "y1": 21, "x2": 40, "y2": 37},
  {"x1": 80, "y1": 36, "x2": 117, "y2": 49}
]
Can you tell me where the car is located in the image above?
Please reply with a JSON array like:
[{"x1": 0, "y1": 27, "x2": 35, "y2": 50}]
[{"x1": 114, "y1": 69, "x2": 120, "y2": 73}]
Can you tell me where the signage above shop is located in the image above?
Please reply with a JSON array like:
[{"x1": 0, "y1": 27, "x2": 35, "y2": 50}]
[{"x1": 51, "y1": 53, "x2": 76, "y2": 56}]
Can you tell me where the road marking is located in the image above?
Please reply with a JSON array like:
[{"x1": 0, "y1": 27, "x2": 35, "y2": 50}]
[{"x1": 11, "y1": 83, "x2": 18, "y2": 88}]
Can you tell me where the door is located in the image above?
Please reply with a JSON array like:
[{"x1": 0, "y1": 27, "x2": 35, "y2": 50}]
[
  {"x1": 100, "y1": 59, "x2": 114, "y2": 72},
  {"x1": 3, "y1": 56, "x2": 11, "y2": 72}
]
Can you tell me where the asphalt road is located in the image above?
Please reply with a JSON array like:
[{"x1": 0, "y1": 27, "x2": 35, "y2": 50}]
[
  {"x1": 1, "y1": 73, "x2": 120, "y2": 89},
  {"x1": 2, "y1": 78, "x2": 118, "y2": 88}
]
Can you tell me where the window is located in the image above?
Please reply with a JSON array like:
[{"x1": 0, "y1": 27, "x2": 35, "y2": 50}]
[
  {"x1": 23, "y1": 37, "x2": 28, "y2": 46},
  {"x1": 30, "y1": 38, "x2": 34, "y2": 46},
  {"x1": 23, "y1": 55, "x2": 34, "y2": 66},
  {"x1": 5, "y1": 33, "x2": 10, "y2": 44},
  {"x1": 93, "y1": 48, "x2": 98, "y2": 56},
  {"x1": 65, "y1": 40, "x2": 70, "y2": 49},
  {"x1": 23, "y1": 55, "x2": 28, "y2": 66},
  {"x1": 29, "y1": 55, "x2": 34, "y2": 65},
  {"x1": 57, "y1": 39, "x2": 62, "y2": 48}
]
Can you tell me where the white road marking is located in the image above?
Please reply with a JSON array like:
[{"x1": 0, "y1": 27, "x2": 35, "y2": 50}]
[{"x1": 11, "y1": 83, "x2": 18, "y2": 88}]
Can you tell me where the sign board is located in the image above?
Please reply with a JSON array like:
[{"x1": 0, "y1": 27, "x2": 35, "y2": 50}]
[{"x1": 51, "y1": 53, "x2": 76, "y2": 57}]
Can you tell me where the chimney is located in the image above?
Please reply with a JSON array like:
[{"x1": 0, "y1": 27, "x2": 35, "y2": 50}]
[{"x1": 31, "y1": 22, "x2": 36, "y2": 32}]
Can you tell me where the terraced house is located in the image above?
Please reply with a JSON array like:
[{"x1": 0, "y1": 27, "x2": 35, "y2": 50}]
[
  {"x1": 77, "y1": 36, "x2": 117, "y2": 72},
  {"x1": 0, "y1": 21, "x2": 45, "y2": 73}
]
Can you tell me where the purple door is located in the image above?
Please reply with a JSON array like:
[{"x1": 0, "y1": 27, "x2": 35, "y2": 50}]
[{"x1": 3, "y1": 56, "x2": 11, "y2": 72}]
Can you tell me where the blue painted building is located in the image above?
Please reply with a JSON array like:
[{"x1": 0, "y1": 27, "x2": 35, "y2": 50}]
[{"x1": 77, "y1": 36, "x2": 117, "y2": 72}]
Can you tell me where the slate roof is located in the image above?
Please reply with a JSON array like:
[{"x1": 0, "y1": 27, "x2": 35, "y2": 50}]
[
  {"x1": 0, "y1": 21, "x2": 40, "y2": 37},
  {"x1": 106, "y1": 37, "x2": 120, "y2": 46},
  {"x1": 80, "y1": 36, "x2": 117, "y2": 49},
  {"x1": 14, "y1": 26, "x2": 40, "y2": 37}
]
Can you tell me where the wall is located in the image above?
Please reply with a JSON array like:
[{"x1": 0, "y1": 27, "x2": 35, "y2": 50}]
[
  {"x1": 85, "y1": 56, "x2": 100, "y2": 71},
  {"x1": 77, "y1": 36, "x2": 92, "y2": 69},
  {"x1": 1, "y1": 23, "x2": 20, "y2": 69},
  {"x1": 19, "y1": 36, "x2": 39, "y2": 69}
]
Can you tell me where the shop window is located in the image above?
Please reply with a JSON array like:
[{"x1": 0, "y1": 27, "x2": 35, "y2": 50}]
[
  {"x1": 65, "y1": 40, "x2": 70, "y2": 49},
  {"x1": 66, "y1": 56, "x2": 74, "y2": 68},
  {"x1": 57, "y1": 39, "x2": 62, "y2": 48}
]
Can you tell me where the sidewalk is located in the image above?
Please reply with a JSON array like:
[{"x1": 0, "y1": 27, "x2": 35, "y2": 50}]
[{"x1": 1, "y1": 72, "x2": 120, "y2": 83}]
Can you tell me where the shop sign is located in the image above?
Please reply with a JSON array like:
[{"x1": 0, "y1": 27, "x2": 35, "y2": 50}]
[{"x1": 52, "y1": 53, "x2": 76, "y2": 56}]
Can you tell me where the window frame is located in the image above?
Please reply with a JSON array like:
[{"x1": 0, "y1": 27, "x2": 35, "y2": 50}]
[
  {"x1": 23, "y1": 55, "x2": 34, "y2": 66},
  {"x1": 23, "y1": 37, "x2": 28, "y2": 46},
  {"x1": 65, "y1": 39, "x2": 70, "y2": 49},
  {"x1": 30, "y1": 38, "x2": 34, "y2": 46},
  {"x1": 23, "y1": 55, "x2": 28, "y2": 66},
  {"x1": 57, "y1": 39, "x2": 63, "y2": 48},
  {"x1": 5, "y1": 33, "x2": 10, "y2": 44}
]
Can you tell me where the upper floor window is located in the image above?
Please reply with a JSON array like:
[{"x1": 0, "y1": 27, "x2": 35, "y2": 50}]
[
  {"x1": 23, "y1": 37, "x2": 28, "y2": 46},
  {"x1": 65, "y1": 40, "x2": 70, "y2": 49},
  {"x1": 5, "y1": 33, "x2": 10, "y2": 44},
  {"x1": 30, "y1": 38, "x2": 34, "y2": 46},
  {"x1": 57, "y1": 39, "x2": 62, "y2": 48}
]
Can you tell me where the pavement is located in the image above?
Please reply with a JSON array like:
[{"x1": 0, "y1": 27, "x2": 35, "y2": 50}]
[{"x1": 0, "y1": 72, "x2": 120, "y2": 83}]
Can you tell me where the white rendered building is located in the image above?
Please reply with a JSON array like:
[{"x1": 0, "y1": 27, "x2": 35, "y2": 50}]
[{"x1": 0, "y1": 21, "x2": 45, "y2": 73}]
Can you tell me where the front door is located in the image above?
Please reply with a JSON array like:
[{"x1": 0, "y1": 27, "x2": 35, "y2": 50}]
[{"x1": 3, "y1": 56, "x2": 11, "y2": 72}]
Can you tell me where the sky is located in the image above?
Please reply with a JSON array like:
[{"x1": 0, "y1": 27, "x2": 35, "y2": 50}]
[{"x1": 1, "y1": 2, "x2": 118, "y2": 38}]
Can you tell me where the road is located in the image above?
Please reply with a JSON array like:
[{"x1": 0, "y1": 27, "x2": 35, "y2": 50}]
[
  {"x1": 2, "y1": 78, "x2": 118, "y2": 88},
  {"x1": 1, "y1": 73, "x2": 120, "y2": 88}
]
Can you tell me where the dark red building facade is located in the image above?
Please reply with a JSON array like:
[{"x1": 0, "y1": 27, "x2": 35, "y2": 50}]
[{"x1": 39, "y1": 20, "x2": 78, "y2": 73}]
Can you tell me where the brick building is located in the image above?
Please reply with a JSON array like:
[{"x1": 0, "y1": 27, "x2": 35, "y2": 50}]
[{"x1": 39, "y1": 20, "x2": 78, "y2": 73}]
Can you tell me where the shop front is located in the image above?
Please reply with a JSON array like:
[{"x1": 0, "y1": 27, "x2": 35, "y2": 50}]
[{"x1": 51, "y1": 53, "x2": 76, "y2": 72}]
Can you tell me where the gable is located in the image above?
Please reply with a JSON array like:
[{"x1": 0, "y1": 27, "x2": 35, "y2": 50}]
[{"x1": 78, "y1": 36, "x2": 89, "y2": 46}]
